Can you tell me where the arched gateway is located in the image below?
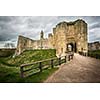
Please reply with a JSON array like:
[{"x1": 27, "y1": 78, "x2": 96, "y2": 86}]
[{"x1": 67, "y1": 42, "x2": 77, "y2": 52}]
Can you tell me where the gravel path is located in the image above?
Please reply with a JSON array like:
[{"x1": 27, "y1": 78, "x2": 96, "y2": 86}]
[{"x1": 45, "y1": 53, "x2": 100, "y2": 83}]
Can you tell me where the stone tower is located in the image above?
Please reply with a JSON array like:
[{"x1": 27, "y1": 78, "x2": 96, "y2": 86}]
[
  {"x1": 52, "y1": 19, "x2": 88, "y2": 57},
  {"x1": 40, "y1": 30, "x2": 44, "y2": 49}
]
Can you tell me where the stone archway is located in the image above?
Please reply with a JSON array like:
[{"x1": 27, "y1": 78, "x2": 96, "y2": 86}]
[{"x1": 67, "y1": 42, "x2": 77, "y2": 53}]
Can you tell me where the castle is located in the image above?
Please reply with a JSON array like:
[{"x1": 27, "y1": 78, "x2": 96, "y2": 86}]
[{"x1": 16, "y1": 19, "x2": 88, "y2": 57}]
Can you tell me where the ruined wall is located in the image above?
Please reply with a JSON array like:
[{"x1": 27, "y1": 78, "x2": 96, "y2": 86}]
[
  {"x1": 48, "y1": 33, "x2": 55, "y2": 49},
  {"x1": 16, "y1": 35, "x2": 51, "y2": 55},
  {"x1": 16, "y1": 35, "x2": 35, "y2": 55},
  {"x1": 53, "y1": 22, "x2": 67, "y2": 57},
  {"x1": 75, "y1": 20, "x2": 88, "y2": 53}
]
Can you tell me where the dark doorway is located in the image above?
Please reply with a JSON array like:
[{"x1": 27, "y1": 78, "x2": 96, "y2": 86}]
[
  {"x1": 74, "y1": 43, "x2": 77, "y2": 52},
  {"x1": 67, "y1": 42, "x2": 77, "y2": 52}
]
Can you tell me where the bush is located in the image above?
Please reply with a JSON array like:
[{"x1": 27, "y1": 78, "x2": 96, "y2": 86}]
[{"x1": 88, "y1": 50, "x2": 100, "y2": 59}]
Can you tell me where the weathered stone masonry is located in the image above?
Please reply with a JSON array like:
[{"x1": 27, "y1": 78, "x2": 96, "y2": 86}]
[{"x1": 16, "y1": 19, "x2": 88, "y2": 57}]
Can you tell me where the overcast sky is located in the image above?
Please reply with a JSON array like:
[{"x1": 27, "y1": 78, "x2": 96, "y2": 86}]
[{"x1": 0, "y1": 16, "x2": 100, "y2": 47}]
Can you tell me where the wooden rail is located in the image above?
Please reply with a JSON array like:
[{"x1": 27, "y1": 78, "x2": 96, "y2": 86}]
[{"x1": 20, "y1": 53, "x2": 74, "y2": 78}]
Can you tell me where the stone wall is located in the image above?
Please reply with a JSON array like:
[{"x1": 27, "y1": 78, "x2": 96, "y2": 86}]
[
  {"x1": 16, "y1": 35, "x2": 51, "y2": 55},
  {"x1": 16, "y1": 35, "x2": 35, "y2": 55}
]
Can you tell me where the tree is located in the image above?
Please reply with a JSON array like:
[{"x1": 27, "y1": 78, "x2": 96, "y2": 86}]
[{"x1": 4, "y1": 43, "x2": 15, "y2": 48}]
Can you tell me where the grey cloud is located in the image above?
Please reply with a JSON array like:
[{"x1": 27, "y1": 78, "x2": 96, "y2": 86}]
[
  {"x1": 89, "y1": 22, "x2": 100, "y2": 30},
  {"x1": 0, "y1": 16, "x2": 13, "y2": 23},
  {"x1": 0, "y1": 16, "x2": 100, "y2": 47}
]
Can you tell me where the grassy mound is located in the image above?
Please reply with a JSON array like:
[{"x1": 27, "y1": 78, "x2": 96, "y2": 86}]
[
  {"x1": 1, "y1": 49, "x2": 56, "y2": 67},
  {"x1": 0, "y1": 49, "x2": 58, "y2": 82}
]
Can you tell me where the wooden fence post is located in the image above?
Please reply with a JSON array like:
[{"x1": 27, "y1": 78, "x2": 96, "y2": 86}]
[
  {"x1": 65, "y1": 56, "x2": 67, "y2": 63},
  {"x1": 59, "y1": 57, "x2": 61, "y2": 65},
  {"x1": 68, "y1": 55, "x2": 70, "y2": 61},
  {"x1": 51, "y1": 59, "x2": 54, "y2": 68},
  {"x1": 71, "y1": 54, "x2": 73, "y2": 59},
  {"x1": 20, "y1": 66, "x2": 24, "y2": 78},
  {"x1": 39, "y1": 62, "x2": 42, "y2": 72},
  {"x1": 96, "y1": 54, "x2": 98, "y2": 59}
]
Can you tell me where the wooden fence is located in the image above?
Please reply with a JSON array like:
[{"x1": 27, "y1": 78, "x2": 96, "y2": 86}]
[{"x1": 20, "y1": 53, "x2": 74, "y2": 78}]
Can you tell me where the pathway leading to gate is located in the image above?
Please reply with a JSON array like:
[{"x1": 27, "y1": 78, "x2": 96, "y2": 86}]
[{"x1": 45, "y1": 53, "x2": 100, "y2": 83}]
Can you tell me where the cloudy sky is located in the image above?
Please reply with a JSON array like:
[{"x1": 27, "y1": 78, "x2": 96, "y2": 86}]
[{"x1": 0, "y1": 16, "x2": 100, "y2": 48}]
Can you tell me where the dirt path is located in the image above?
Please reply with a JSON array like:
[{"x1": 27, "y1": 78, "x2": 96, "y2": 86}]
[{"x1": 45, "y1": 53, "x2": 100, "y2": 83}]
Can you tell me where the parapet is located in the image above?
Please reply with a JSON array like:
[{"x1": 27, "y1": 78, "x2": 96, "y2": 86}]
[{"x1": 56, "y1": 19, "x2": 87, "y2": 27}]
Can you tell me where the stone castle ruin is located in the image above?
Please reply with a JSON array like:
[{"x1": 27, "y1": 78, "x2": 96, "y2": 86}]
[{"x1": 16, "y1": 19, "x2": 88, "y2": 57}]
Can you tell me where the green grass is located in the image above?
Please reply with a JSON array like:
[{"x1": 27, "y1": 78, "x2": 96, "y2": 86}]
[
  {"x1": 0, "y1": 64, "x2": 58, "y2": 83},
  {"x1": 20, "y1": 68, "x2": 58, "y2": 83},
  {"x1": 7, "y1": 49, "x2": 56, "y2": 67},
  {"x1": 88, "y1": 50, "x2": 100, "y2": 59},
  {"x1": 0, "y1": 49, "x2": 58, "y2": 83}
]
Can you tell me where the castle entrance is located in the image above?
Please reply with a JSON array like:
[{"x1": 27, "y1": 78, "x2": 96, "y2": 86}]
[{"x1": 67, "y1": 42, "x2": 77, "y2": 53}]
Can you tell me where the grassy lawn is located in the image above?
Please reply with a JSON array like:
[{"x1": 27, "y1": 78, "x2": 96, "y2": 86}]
[
  {"x1": 4, "y1": 49, "x2": 56, "y2": 67},
  {"x1": 0, "y1": 64, "x2": 58, "y2": 83},
  {"x1": 0, "y1": 49, "x2": 58, "y2": 83},
  {"x1": 88, "y1": 50, "x2": 100, "y2": 59}
]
